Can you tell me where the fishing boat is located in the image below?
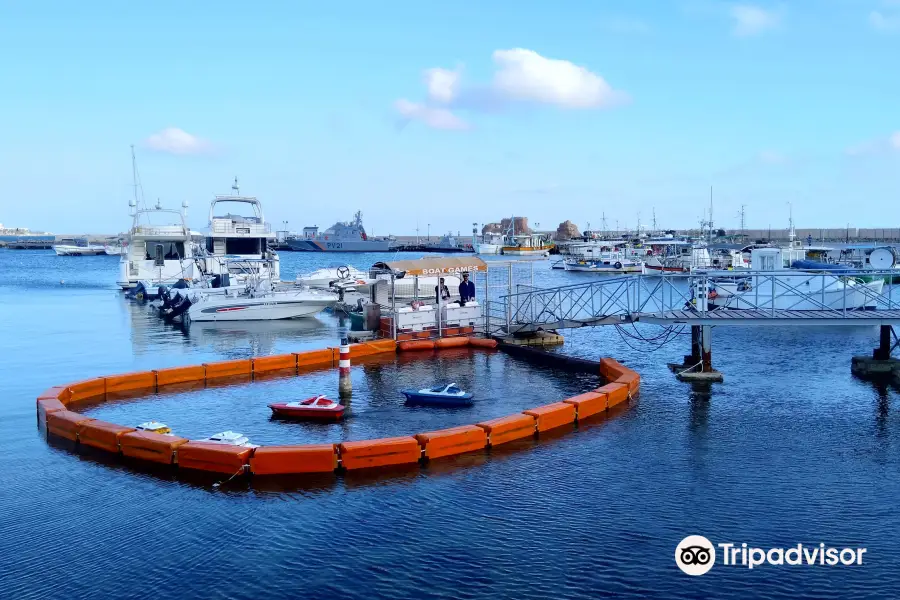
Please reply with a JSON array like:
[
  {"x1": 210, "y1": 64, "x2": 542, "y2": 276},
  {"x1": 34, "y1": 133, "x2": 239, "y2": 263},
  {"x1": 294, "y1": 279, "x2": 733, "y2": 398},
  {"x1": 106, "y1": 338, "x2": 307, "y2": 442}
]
[
  {"x1": 473, "y1": 228, "x2": 504, "y2": 255},
  {"x1": 287, "y1": 211, "x2": 391, "y2": 252},
  {"x1": 642, "y1": 240, "x2": 714, "y2": 273},
  {"x1": 563, "y1": 243, "x2": 643, "y2": 274},
  {"x1": 268, "y1": 396, "x2": 345, "y2": 420},
  {"x1": 502, "y1": 233, "x2": 553, "y2": 257},
  {"x1": 705, "y1": 247, "x2": 885, "y2": 311},
  {"x1": 200, "y1": 431, "x2": 257, "y2": 447},
  {"x1": 401, "y1": 383, "x2": 474, "y2": 407}
]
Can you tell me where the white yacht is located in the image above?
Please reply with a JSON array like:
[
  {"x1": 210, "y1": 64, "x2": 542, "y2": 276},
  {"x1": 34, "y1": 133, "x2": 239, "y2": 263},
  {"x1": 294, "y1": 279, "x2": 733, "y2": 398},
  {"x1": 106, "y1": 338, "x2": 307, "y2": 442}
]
[
  {"x1": 642, "y1": 240, "x2": 714, "y2": 273},
  {"x1": 197, "y1": 178, "x2": 280, "y2": 284},
  {"x1": 705, "y1": 247, "x2": 884, "y2": 311},
  {"x1": 117, "y1": 207, "x2": 199, "y2": 289}
]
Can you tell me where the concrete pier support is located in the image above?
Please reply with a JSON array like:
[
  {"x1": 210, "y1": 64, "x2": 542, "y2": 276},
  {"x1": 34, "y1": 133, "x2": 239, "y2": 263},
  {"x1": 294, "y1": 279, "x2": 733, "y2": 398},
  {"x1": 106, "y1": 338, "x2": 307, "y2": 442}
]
[
  {"x1": 852, "y1": 326, "x2": 900, "y2": 380},
  {"x1": 669, "y1": 281, "x2": 724, "y2": 383}
]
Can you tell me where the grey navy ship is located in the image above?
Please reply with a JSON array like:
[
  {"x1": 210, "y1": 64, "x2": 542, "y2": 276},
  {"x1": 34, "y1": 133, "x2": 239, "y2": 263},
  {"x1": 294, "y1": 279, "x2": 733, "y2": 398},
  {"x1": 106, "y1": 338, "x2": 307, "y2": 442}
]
[{"x1": 287, "y1": 211, "x2": 391, "y2": 252}]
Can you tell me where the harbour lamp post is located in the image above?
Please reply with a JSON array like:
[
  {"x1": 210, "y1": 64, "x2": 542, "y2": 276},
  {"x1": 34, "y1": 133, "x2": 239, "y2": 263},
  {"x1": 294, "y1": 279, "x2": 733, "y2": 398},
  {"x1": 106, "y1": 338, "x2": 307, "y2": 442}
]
[{"x1": 428, "y1": 223, "x2": 431, "y2": 241}]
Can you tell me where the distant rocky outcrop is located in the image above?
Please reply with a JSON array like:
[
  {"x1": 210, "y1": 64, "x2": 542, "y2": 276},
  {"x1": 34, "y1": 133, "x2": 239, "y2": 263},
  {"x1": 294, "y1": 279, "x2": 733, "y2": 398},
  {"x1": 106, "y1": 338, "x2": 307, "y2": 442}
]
[
  {"x1": 555, "y1": 220, "x2": 581, "y2": 240},
  {"x1": 483, "y1": 217, "x2": 530, "y2": 236}
]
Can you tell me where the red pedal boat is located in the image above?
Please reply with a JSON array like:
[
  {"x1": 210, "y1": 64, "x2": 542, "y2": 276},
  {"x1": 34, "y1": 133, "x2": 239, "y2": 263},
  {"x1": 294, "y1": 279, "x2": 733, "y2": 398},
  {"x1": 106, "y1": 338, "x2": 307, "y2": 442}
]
[{"x1": 268, "y1": 395, "x2": 345, "y2": 420}]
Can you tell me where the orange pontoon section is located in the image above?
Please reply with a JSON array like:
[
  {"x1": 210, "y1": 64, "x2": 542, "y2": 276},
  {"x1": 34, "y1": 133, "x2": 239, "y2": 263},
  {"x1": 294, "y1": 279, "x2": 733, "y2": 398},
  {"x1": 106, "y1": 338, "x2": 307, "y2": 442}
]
[
  {"x1": 250, "y1": 445, "x2": 338, "y2": 475},
  {"x1": 476, "y1": 414, "x2": 537, "y2": 446},
  {"x1": 120, "y1": 431, "x2": 188, "y2": 465},
  {"x1": 415, "y1": 425, "x2": 487, "y2": 459},
  {"x1": 204, "y1": 359, "x2": 252, "y2": 380},
  {"x1": 339, "y1": 437, "x2": 421, "y2": 470},
  {"x1": 47, "y1": 411, "x2": 94, "y2": 441},
  {"x1": 251, "y1": 354, "x2": 297, "y2": 373},
  {"x1": 78, "y1": 420, "x2": 136, "y2": 453},
  {"x1": 563, "y1": 391, "x2": 608, "y2": 420},
  {"x1": 176, "y1": 442, "x2": 254, "y2": 474},
  {"x1": 522, "y1": 402, "x2": 577, "y2": 433},
  {"x1": 155, "y1": 365, "x2": 206, "y2": 387}
]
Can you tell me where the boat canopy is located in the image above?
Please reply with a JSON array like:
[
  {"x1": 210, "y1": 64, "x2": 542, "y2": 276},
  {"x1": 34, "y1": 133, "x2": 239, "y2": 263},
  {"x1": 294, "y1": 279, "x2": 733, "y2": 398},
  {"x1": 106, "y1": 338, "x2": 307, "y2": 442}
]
[{"x1": 372, "y1": 256, "x2": 488, "y2": 277}]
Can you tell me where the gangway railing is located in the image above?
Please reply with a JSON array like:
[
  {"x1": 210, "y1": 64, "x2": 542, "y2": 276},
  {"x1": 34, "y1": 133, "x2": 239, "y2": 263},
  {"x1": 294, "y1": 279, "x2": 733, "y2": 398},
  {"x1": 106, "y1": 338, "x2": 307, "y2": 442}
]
[{"x1": 495, "y1": 270, "x2": 900, "y2": 334}]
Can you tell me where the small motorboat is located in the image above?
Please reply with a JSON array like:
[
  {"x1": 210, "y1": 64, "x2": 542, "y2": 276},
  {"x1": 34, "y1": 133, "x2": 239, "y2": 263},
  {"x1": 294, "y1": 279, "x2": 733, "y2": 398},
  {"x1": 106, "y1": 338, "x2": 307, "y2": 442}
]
[
  {"x1": 401, "y1": 383, "x2": 474, "y2": 407},
  {"x1": 200, "y1": 431, "x2": 257, "y2": 448},
  {"x1": 135, "y1": 421, "x2": 172, "y2": 435},
  {"x1": 268, "y1": 395, "x2": 345, "y2": 420}
]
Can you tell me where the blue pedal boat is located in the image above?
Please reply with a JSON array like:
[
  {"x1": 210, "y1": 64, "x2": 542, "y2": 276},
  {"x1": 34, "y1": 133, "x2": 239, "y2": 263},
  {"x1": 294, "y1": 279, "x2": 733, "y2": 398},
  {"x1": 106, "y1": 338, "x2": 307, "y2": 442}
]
[{"x1": 401, "y1": 383, "x2": 474, "y2": 407}]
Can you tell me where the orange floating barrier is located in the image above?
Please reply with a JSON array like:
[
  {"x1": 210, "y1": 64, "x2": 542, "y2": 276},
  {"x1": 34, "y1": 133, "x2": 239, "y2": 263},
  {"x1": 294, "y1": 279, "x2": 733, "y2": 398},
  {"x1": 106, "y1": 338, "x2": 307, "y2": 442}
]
[
  {"x1": 37, "y1": 385, "x2": 72, "y2": 405},
  {"x1": 563, "y1": 391, "x2": 609, "y2": 420},
  {"x1": 599, "y1": 357, "x2": 631, "y2": 382},
  {"x1": 596, "y1": 382, "x2": 629, "y2": 408},
  {"x1": 120, "y1": 431, "x2": 188, "y2": 465},
  {"x1": 67, "y1": 378, "x2": 106, "y2": 403},
  {"x1": 435, "y1": 337, "x2": 469, "y2": 349},
  {"x1": 155, "y1": 364, "x2": 206, "y2": 387},
  {"x1": 252, "y1": 354, "x2": 297, "y2": 373},
  {"x1": 476, "y1": 414, "x2": 536, "y2": 446},
  {"x1": 204, "y1": 358, "x2": 252, "y2": 380},
  {"x1": 250, "y1": 444, "x2": 338, "y2": 475},
  {"x1": 398, "y1": 340, "x2": 435, "y2": 352},
  {"x1": 46, "y1": 411, "x2": 94, "y2": 441},
  {"x1": 176, "y1": 442, "x2": 254, "y2": 474},
  {"x1": 77, "y1": 420, "x2": 136, "y2": 453},
  {"x1": 338, "y1": 436, "x2": 421, "y2": 470},
  {"x1": 37, "y1": 399, "x2": 67, "y2": 425},
  {"x1": 294, "y1": 348, "x2": 335, "y2": 369},
  {"x1": 468, "y1": 337, "x2": 498, "y2": 349},
  {"x1": 105, "y1": 371, "x2": 157, "y2": 395},
  {"x1": 415, "y1": 425, "x2": 487, "y2": 460},
  {"x1": 345, "y1": 340, "x2": 397, "y2": 359},
  {"x1": 615, "y1": 371, "x2": 640, "y2": 395},
  {"x1": 522, "y1": 402, "x2": 577, "y2": 433}
]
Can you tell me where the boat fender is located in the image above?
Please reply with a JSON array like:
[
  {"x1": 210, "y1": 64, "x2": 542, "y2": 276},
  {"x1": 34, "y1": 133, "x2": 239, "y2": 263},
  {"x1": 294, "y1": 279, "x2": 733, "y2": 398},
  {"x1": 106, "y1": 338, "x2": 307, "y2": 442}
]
[{"x1": 614, "y1": 261, "x2": 623, "y2": 270}]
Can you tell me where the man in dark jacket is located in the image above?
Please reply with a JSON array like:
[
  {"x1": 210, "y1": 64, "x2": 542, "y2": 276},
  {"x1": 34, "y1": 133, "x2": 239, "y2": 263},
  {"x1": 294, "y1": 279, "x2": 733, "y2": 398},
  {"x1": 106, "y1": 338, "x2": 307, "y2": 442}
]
[{"x1": 459, "y1": 272, "x2": 475, "y2": 304}]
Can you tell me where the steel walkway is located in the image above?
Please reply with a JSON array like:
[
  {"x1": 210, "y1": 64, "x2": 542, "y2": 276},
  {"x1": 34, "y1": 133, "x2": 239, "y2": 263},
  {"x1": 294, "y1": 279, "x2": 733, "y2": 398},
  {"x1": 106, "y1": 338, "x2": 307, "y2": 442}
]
[{"x1": 489, "y1": 270, "x2": 900, "y2": 335}]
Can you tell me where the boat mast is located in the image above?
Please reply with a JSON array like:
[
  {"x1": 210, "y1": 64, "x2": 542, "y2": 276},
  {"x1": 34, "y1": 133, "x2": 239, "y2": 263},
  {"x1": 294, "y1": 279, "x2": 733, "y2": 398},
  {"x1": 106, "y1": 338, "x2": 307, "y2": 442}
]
[
  {"x1": 129, "y1": 145, "x2": 141, "y2": 217},
  {"x1": 232, "y1": 176, "x2": 240, "y2": 195}
]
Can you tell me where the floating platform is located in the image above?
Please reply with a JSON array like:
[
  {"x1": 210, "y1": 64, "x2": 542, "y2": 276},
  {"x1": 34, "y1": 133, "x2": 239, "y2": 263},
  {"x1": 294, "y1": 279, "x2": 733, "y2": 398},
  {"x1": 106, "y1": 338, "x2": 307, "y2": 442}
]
[{"x1": 499, "y1": 331, "x2": 564, "y2": 347}]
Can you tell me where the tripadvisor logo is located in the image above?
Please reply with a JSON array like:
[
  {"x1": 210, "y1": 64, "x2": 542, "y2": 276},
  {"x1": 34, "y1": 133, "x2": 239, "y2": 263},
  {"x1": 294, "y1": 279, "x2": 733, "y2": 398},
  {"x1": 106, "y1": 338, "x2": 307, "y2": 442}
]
[{"x1": 676, "y1": 536, "x2": 867, "y2": 575}]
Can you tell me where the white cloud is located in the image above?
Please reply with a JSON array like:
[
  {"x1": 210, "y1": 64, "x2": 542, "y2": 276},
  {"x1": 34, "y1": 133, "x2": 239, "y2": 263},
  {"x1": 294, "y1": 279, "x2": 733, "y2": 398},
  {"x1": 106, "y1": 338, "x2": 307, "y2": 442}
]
[
  {"x1": 846, "y1": 132, "x2": 900, "y2": 156},
  {"x1": 424, "y1": 67, "x2": 461, "y2": 104},
  {"x1": 730, "y1": 4, "x2": 782, "y2": 37},
  {"x1": 394, "y1": 48, "x2": 625, "y2": 130},
  {"x1": 870, "y1": 10, "x2": 900, "y2": 32},
  {"x1": 394, "y1": 99, "x2": 469, "y2": 130},
  {"x1": 145, "y1": 127, "x2": 212, "y2": 155},
  {"x1": 758, "y1": 150, "x2": 790, "y2": 165},
  {"x1": 490, "y1": 48, "x2": 626, "y2": 109},
  {"x1": 890, "y1": 131, "x2": 900, "y2": 150}
]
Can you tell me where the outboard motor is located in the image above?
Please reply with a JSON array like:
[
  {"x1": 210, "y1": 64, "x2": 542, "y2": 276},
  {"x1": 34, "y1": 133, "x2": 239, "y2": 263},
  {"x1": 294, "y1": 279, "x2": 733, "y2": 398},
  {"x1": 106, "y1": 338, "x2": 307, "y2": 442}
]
[
  {"x1": 164, "y1": 293, "x2": 193, "y2": 322},
  {"x1": 173, "y1": 279, "x2": 189, "y2": 289},
  {"x1": 130, "y1": 281, "x2": 149, "y2": 302}
]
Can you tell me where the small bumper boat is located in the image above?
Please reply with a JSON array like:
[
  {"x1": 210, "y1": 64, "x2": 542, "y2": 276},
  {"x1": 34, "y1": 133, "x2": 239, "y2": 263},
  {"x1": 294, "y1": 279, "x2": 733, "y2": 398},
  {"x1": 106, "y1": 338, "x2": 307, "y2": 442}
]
[
  {"x1": 201, "y1": 431, "x2": 257, "y2": 448},
  {"x1": 135, "y1": 421, "x2": 172, "y2": 435},
  {"x1": 402, "y1": 383, "x2": 474, "y2": 407},
  {"x1": 269, "y1": 395, "x2": 345, "y2": 420}
]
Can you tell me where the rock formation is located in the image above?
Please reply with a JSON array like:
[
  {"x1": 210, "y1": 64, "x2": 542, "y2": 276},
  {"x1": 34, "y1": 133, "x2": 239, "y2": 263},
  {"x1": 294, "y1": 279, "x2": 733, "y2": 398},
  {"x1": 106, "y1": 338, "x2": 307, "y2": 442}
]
[
  {"x1": 483, "y1": 217, "x2": 530, "y2": 236},
  {"x1": 555, "y1": 220, "x2": 581, "y2": 240}
]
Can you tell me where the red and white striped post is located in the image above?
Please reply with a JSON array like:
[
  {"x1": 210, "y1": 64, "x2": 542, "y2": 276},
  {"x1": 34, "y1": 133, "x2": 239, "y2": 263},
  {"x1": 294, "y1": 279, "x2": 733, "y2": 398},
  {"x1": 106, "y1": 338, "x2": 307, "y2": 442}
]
[{"x1": 338, "y1": 337, "x2": 352, "y2": 397}]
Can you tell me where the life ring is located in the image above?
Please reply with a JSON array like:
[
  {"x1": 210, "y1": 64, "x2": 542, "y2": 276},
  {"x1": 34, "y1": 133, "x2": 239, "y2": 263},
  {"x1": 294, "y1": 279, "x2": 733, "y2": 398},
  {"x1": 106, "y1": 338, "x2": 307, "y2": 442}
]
[{"x1": 614, "y1": 261, "x2": 623, "y2": 270}]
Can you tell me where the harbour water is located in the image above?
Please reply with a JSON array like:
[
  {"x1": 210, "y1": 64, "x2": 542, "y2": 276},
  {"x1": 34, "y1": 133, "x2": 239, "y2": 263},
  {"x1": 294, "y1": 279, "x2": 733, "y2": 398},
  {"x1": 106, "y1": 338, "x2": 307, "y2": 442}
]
[{"x1": 2, "y1": 250, "x2": 899, "y2": 599}]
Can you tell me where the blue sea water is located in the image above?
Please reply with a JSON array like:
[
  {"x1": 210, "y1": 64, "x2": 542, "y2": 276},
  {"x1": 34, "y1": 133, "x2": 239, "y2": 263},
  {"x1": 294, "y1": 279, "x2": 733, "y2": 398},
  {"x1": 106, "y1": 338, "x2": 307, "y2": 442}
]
[{"x1": 1, "y1": 249, "x2": 899, "y2": 599}]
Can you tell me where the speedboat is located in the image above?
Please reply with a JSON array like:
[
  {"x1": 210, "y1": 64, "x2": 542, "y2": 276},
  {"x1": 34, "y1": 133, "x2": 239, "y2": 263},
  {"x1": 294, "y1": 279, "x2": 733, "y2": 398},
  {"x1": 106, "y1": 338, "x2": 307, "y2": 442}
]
[
  {"x1": 200, "y1": 431, "x2": 257, "y2": 447},
  {"x1": 269, "y1": 396, "x2": 345, "y2": 420},
  {"x1": 183, "y1": 280, "x2": 338, "y2": 322},
  {"x1": 295, "y1": 265, "x2": 372, "y2": 290},
  {"x1": 402, "y1": 383, "x2": 474, "y2": 407},
  {"x1": 54, "y1": 238, "x2": 106, "y2": 256}
]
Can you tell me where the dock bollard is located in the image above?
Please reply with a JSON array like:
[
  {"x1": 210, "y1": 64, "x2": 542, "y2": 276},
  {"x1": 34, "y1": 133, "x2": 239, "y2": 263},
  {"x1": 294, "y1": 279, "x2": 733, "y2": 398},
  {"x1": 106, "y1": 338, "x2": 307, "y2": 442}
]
[{"x1": 338, "y1": 337, "x2": 352, "y2": 398}]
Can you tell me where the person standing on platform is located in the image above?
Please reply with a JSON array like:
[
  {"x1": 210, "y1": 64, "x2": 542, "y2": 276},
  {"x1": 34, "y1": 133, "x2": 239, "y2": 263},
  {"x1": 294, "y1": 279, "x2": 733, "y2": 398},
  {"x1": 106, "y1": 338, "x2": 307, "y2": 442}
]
[
  {"x1": 459, "y1": 272, "x2": 475, "y2": 305},
  {"x1": 435, "y1": 277, "x2": 451, "y2": 303}
]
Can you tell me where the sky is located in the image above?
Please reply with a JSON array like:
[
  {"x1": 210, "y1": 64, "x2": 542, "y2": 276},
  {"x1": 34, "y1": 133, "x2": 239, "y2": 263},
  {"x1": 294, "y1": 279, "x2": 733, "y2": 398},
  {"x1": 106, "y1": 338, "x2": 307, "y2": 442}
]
[{"x1": 0, "y1": 0, "x2": 898, "y2": 235}]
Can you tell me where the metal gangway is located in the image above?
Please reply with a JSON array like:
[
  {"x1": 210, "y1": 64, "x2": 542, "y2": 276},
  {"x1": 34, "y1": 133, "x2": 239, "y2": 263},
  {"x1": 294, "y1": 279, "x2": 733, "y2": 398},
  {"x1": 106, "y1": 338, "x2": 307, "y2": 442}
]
[{"x1": 488, "y1": 270, "x2": 900, "y2": 336}]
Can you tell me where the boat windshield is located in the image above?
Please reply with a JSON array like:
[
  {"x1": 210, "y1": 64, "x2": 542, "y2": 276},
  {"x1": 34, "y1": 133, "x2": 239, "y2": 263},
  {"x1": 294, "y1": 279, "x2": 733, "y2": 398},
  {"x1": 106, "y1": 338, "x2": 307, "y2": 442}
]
[
  {"x1": 429, "y1": 385, "x2": 447, "y2": 393},
  {"x1": 144, "y1": 241, "x2": 185, "y2": 260},
  {"x1": 447, "y1": 386, "x2": 460, "y2": 394}
]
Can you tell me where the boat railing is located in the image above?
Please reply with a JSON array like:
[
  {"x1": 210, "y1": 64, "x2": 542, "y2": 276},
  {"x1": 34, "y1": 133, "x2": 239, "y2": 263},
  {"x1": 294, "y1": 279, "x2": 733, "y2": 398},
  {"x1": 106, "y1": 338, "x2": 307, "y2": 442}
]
[
  {"x1": 210, "y1": 220, "x2": 272, "y2": 235},
  {"x1": 132, "y1": 225, "x2": 189, "y2": 237}
]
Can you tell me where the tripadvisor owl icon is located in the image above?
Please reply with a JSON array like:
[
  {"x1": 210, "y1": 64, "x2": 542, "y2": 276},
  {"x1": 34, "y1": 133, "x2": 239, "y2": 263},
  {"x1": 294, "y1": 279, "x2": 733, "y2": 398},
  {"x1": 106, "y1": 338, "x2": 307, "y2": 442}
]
[{"x1": 676, "y1": 536, "x2": 716, "y2": 576}]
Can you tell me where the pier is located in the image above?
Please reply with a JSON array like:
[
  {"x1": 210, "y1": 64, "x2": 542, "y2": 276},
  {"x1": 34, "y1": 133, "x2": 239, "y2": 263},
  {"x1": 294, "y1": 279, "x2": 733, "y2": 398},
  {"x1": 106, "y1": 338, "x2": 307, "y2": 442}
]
[{"x1": 485, "y1": 270, "x2": 900, "y2": 382}]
